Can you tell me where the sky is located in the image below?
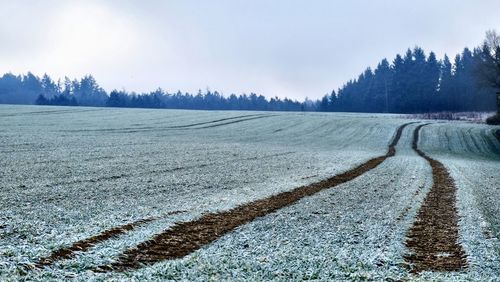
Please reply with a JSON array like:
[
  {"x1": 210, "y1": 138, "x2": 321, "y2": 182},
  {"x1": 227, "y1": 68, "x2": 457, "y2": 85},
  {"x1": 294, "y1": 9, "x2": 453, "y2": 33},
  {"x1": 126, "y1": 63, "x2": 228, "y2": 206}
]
[{"x1": 1, "y1": 0, "x2": 499, "y2": 100}]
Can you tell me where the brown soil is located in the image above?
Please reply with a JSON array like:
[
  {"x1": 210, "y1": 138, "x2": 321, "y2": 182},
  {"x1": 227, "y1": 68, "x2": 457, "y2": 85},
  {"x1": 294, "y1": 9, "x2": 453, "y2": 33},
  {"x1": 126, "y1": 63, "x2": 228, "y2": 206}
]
[
  {"x1": 95, "y1": 122, "x2": 413, "y2": 272},
  {"x1": 404, "y1": 124, "x2": 467, "y2": 273},
  {"x1": 36, "y1": 210, "x2": 185, "y2": 267}
]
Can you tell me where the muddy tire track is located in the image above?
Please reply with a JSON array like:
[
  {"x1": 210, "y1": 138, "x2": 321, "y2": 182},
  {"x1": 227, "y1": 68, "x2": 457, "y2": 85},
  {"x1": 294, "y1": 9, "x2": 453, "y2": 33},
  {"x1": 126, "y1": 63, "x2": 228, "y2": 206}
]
[
  {"x1": 404, "y1": 124, "x2": 467, "y2": 273},
  {"x1": 35, "y1": 151, "x2": 295, "y2": 266},
  {"x1": 36, "y1": 211, "x2": 186, "y2": 267},
  {"x1": 94, "y1": 122, "x2": 413, "y2": 272}
]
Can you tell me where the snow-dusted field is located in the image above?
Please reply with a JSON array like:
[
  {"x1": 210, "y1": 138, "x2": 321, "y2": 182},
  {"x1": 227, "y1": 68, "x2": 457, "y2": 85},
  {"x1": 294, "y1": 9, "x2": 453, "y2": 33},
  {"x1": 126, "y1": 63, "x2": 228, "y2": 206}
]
[{"x1": 0, "y1": 105, "x2": 499, "y2": 281}]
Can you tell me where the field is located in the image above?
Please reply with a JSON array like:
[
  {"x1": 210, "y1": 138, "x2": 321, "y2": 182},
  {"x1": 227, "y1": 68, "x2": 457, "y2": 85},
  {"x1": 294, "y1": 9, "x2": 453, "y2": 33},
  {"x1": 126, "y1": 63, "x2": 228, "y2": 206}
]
[{"x1": 1, "y1": 105, "x2": 499, "y2": 281}]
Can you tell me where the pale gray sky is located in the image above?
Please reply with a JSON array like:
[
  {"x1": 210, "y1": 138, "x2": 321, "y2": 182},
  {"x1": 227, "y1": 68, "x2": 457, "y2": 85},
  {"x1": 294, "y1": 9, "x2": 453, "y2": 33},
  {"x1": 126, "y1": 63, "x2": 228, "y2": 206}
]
[{"x1": 1, "y1": 0, "x2": 499, "y2": 100}]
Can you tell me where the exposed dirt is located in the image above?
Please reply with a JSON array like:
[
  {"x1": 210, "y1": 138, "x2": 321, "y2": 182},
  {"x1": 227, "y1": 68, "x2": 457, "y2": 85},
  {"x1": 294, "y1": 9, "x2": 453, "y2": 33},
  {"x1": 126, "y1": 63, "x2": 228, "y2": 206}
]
[
  {"x1": 404, "y1": 124, "x2": 467, "y2": 273},
  {"x1": 36, "y1": 210, "x2": 186, "y2": 268},
  {"x1": 94, "y1": 122, "x2": 413, "y2": 272}
]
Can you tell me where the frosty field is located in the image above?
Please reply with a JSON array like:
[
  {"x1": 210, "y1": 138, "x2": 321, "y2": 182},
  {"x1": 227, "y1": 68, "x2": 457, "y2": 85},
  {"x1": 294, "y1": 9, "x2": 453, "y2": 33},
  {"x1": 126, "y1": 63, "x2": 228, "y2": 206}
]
[{"x1": 1, "y1": 105, "x2": 499, "y2": 281}]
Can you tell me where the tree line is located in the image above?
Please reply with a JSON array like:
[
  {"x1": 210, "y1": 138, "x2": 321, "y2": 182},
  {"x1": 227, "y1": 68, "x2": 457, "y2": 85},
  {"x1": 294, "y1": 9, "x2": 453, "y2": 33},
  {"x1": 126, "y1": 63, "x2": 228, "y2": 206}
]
[
  {"x1": 1, "y1": 31, "x2": 498, "y2": 113},
  {"x1": 318, "y1": 30, "x2": 499, "y2": 113},
  {"x1": 0, "y1": 74, "x2": 107, "y2": 107},
  {"x1": 0, "y1": 74, "x2": 312, "y2": 111},
  {"x1": 319, "y1": 45, "x2": 498, "y2": 113},
  {"x1": 105, "y1": 89, "x2": 309, "y2": 111}
]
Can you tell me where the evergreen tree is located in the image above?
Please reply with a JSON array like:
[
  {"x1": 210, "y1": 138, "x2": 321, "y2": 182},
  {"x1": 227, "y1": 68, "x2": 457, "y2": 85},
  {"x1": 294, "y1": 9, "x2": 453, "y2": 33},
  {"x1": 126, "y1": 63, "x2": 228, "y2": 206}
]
[
  {"x1": 439, "y1": 55, "x2": 454, "y2": 111},
  {"x1": 423, "y1": 51, "x2": 440, "y2": 112}
]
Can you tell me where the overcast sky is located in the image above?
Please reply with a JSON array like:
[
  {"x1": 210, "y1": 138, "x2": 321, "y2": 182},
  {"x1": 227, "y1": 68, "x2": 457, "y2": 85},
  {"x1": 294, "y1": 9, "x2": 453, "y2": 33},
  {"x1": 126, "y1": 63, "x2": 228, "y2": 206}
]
[{"x1": 1, "y1": 0, "x2": 499, "y2": 100}]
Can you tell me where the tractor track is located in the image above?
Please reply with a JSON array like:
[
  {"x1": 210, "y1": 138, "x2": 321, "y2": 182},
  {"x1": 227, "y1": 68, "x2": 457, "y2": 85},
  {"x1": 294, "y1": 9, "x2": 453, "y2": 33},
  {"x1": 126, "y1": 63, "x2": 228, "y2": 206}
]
[
  {"x1": 93, "y1": 122, "x2": 413, "y2": 272},
  {"x1": 60, "y1": 114, "x2": 272, "y2": 133},
  {"x1": 33, "y1": 151, "x2": 297, "y2": 267},
  {"x1": 165, "y1": 114, "x2": 268, "y2": 128},
  {"x1": 193, "y1": 115, "x2": 275, "y2": 129},
  {"x1": 36, "y1": 210, "x2": 186, "y2": 267},
  {"x1": 404, "y1": 124, "x2": 467, "y2": 273}
]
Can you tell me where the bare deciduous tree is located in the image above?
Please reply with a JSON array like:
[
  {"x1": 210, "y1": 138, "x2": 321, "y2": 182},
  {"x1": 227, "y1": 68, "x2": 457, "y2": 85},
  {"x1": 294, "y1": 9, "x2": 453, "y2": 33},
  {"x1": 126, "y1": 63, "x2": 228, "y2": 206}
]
[
  {"x1": 477, "y1": 30, "x2": 500, "y2": 89},
  {"x1": 485, "y1": 30, "x2": 500, "y2": 52}
]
